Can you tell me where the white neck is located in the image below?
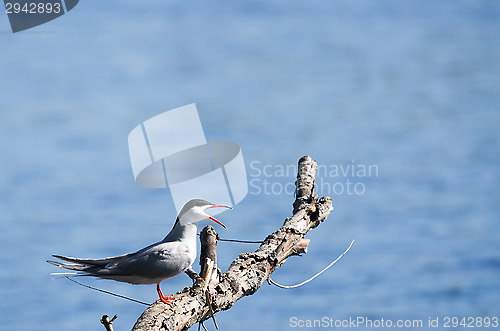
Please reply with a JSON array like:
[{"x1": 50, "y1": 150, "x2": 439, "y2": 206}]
[{"x1": 177, "y1": 222, "x2": 198, "y2": 242}]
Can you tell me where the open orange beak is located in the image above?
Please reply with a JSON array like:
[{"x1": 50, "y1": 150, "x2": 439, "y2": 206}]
[{"x1": 205, "y1": 204, "x2": 232, "y2": 229}]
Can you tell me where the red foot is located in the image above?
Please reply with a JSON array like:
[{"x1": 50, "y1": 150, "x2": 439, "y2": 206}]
[{"x1": 157, "y1": 283, "x2": 174, "y2": 304}]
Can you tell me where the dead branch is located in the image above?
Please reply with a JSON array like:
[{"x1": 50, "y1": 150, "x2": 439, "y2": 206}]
[
  {"x1": 132, "y1": 156, "x2": 334, "y2": 331},
  {"x1": 198, "y1": 226, "x2": 219, "y2": 289},
  {"x1": 184, "y1": 267, "x2": 200, "y2": 282},
  {"x1": 101, "y1": 314, "x2": 117, "y2": 331}
]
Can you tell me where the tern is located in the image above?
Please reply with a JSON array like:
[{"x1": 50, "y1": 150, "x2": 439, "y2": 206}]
[{"x1": 48, "y1": 199, "x2": 231, "y2": 304}]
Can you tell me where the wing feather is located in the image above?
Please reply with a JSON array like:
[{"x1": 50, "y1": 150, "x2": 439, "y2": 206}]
[{"x1": 47, "y1": 241, "x2": 194, "y2": 284}]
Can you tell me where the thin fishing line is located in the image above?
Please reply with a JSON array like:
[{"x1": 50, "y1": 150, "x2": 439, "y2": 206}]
[
  {"x1": 197, "y1": 233, "x2": 263, "y2": 244},
  {"x1": 65, "y1": 276, "x2": 150, "y2": 306},
  {"x1": 268, "y1": 240, "x2": 355, "y2": 289},
  {"x1": 219, "y1": 238, "x2": 263, "y2": 244}
]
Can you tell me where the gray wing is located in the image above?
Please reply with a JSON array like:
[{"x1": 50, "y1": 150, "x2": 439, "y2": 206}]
[
  {"x1": 48, "y1": 242, "x2": 159, "y2": 270},
  {"x1": 48, "y1": 241, "x2": 194, "y2": 284}
]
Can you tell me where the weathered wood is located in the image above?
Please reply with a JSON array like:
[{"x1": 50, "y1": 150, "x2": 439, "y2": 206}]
[
  {"x1": 184, "y1": 267, "x2": 200, "y2": 282},
  {"x1": 198, "y1": 225, "x2": 219, "y2": 289},
  {"x1": 132, "y1": 156, "x2": 334, "y2": 331},
  {"x1": 101, "y1": 314, "x2": 117, "y2": 331}
]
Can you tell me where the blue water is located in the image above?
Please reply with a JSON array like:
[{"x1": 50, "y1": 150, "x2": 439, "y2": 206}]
[{"x1": 1, "y1": 1, "x2": 499, "y2": 330}]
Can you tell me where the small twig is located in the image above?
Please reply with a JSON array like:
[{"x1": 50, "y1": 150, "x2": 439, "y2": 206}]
[
  {"x1": 202, "y1": 258, "x2": 214, "y2": 292},
  {"x1": 268, "y1": 240, "x2": 355, "y2": 289},
  {"x1": 293, "y1": 238, "x2": 310, "y2": 254},
  {"x1": 65, "y1": 276, "x2": 150, "y2": 306},
  {"x1": 185, "y1": 267, "x2": 202, "y2": 282},
  {"x1": 100, "y1": 314, "x2": 117, "y2": 331},
  {"x1": 201, "y1": 252, "x2": 218, "y2": 329},
  {"x1": 205, "y1": 291, "x2": 219, "y2": 330}
]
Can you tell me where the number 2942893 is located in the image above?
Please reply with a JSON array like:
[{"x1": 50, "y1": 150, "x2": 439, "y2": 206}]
[{"x1": 5, "y1": 2, "x2": 62, "y2": 14}]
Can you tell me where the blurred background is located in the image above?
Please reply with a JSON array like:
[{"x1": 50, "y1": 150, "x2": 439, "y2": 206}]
[{"x1": 1, "y1": 1, "x2": 499, "y2": 330}]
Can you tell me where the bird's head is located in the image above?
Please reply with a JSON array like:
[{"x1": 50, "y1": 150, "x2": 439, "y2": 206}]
[{"x1": 178, "y1": 199, "x2": 231, "y2": 228}]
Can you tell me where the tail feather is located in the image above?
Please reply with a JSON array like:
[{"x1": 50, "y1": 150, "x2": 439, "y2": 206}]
[
  {"x1": 49, "y1": 272, "x2": 84, "y2": 279},
  {"x1": 47, "y1": 253, "x2": 136, "y2": 278},
  {"x1": 51, "y1": 254, "x2": 129, "y2": 266},
  {"x1": 47, "y1": 247, "x2": 155, "y2": 283},
  {"x1": 47, "y1": 260, "x2": 91, "y2": 272}
]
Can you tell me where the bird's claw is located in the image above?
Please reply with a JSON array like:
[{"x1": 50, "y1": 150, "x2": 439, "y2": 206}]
[
  {"x1": 157, "y1": 283, "x2": 174, "y2": 305},
  {"x1": 159, "y1": 295, "x2": 174, "y2": 304}
]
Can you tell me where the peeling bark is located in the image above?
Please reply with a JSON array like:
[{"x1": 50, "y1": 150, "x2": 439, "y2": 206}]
[
  {"x1": 132, "y1": 156, "x2": 334, "y2": 331},
  {"x1": 199, "y1": 225, "x2": 219, "y2": 289}
]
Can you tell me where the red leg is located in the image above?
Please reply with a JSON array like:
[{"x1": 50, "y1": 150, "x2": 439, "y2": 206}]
[{"x1": 156, "y1": 283, "x2": 174, "y2": 304}]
